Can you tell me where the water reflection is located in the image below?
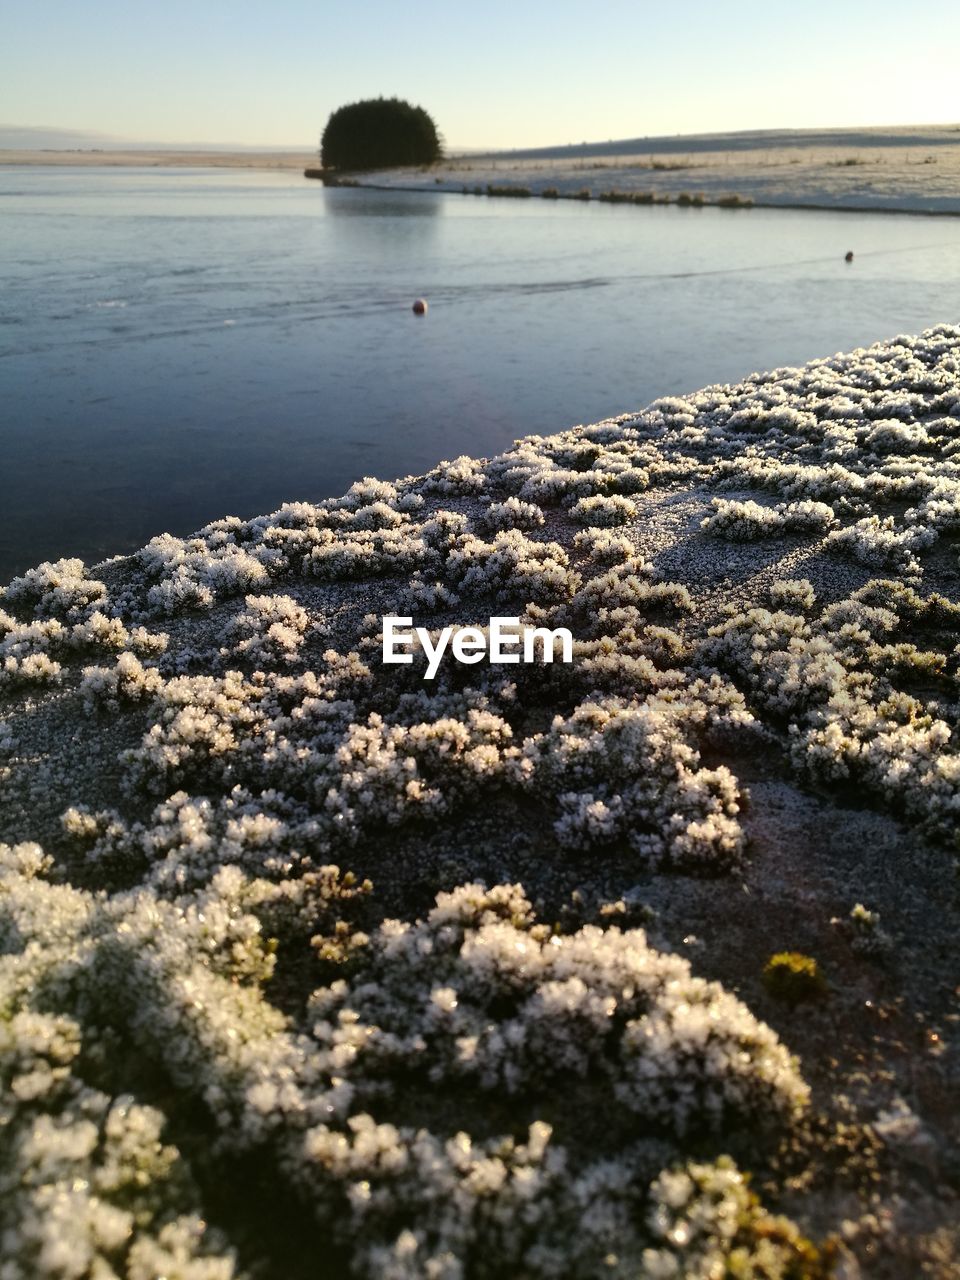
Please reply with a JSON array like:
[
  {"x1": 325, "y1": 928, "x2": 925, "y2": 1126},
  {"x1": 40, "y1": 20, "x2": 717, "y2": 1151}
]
[{"x1": 321, "y1": 187, "x2": 443, "y2": 218}]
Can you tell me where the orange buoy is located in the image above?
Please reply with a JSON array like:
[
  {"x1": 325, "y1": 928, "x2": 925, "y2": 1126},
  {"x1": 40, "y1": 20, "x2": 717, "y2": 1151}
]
[
  {"x1": 412, "y1": 298, "x2": 428, "y2": 315},
  {"x1": 844, "y1": 251, "x2": 854, "y2": 262}
]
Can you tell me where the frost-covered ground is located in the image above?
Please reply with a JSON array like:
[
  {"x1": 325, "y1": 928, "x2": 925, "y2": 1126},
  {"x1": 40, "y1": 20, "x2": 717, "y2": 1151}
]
[
  {"x1": 2, "y1": 326, "x2": 960, "y2": 1277},
  {"x1": 336, "y1": 125, "x2": 960, "y2": 215}
]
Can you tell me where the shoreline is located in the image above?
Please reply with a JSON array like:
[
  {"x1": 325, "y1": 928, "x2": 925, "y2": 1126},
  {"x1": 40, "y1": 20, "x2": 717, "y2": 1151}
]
[{"x1": 315, "y1": 174, "x2": 960, "y2": 218}]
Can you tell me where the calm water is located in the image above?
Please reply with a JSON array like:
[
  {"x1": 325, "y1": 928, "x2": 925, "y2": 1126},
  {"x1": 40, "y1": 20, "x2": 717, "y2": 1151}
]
[{"x1": 1, "y1": 166, "x2": 958, "y2": 581}]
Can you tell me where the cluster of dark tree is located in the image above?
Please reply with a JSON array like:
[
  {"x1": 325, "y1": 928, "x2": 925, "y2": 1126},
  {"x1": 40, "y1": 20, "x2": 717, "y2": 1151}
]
[{"x1": 320, "y1": 97, "x2": 443, "y2": 170}]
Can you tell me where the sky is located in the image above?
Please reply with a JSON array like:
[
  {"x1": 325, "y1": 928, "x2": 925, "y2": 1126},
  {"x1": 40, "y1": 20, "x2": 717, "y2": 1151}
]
[{"x1": 2, "y1": 0, "x2": 959, "y2": 151}]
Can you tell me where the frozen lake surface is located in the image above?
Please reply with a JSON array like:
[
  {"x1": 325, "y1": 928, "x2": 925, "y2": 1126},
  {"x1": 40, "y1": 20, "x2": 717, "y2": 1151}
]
[{"x1": 1, "y1": 165, "x2": 957, "y2": 580}]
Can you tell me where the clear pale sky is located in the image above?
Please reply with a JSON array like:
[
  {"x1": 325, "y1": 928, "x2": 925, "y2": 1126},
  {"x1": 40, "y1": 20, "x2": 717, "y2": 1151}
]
[{"x1": 2, "y1": 0, "x2": 958, "y2": 150}]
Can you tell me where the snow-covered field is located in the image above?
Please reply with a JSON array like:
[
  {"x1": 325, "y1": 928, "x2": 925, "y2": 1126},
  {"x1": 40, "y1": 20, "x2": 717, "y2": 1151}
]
[
  {"x1": 2, "y1": 326, "x2": 960, "y2": 1276},
  {"x1": 344, "y1": 125, "x2": 960, "y2": 215}
]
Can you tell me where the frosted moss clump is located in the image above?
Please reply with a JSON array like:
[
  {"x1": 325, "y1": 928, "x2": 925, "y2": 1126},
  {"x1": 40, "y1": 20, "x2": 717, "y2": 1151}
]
[
  {"x1": 864, "y1": 418, "x2": 931, "y2": 453},
  {"x1": 0, "y1": 848, "x2": 240, "y2": 1280},
  {"x1": 1, "y1": 649, "x2": 63, "y2": 690},
  {"x1": 118, "y1": 669, "x2": 515, "y2": 852},
  {"x1": 1, "y1": 606, "x2": 168, "y2": 696},
  {"x1": 1, "y1": 617, "x2": 67, "y2": 690},
  {"x1": 640, "y1": 1157, "x2": 826, "y2": 1280},
  {"x1": 444, "y1": 529, "x2": 575, "y2": 602},
  {"x1": 504, "y1": 438, "x2": 650, "y2": 508},
  {"x1": 478, "y1": 496, "x2": 545, "y2": 532},
  {"x1": 223, "y1": 593, "x2": 313, "y2": 666},
  {"x1": 321, "y1": 708, "x2": 513, "y2": 842},
  {"x1": 334, "y1": 1150, "x2": 824, "y2": 1279},
  {"x1": 2, "y1": 558, "x2": 107, "y2": 619},
  {"x1": 308, "y1": 882, "x2": 807, "y2": 1124},
  {"x1": 146, "y1": 571, "x2": 216, "y2": 614},
  {"x1": 0, "y1": 1069, "x2": 240, "y2": 1280},
  {"x1": 61, "y1": 788, "x2": 344, "y2": 891},
  {"x1": 906, "y1": 484, "x2": 960, "y2": 536},
  {"x1": 80, "y1": 651, "x2": 165, "y2": 710},
  {"x1": 573, "y1": 528, "x2": 634, "y2": 564},
  {"x1": 716, "y1": 458, "x2": 870, "y2": 510},
  {"x1": 701, "y1": 499, "x2": 784, "y2": 540},
  {"x1": 421, "y1": 454, "x2": 488, "y2": 495},
  {"x1": 824, "y1": 515, "x2": 936, "y2": 574},
  {"x1": 418, "y1": 509, "x2": 470, "y2": 549},
  {"x1": 777, "y1": 499, "x2": 838, "y2": 533},
  {"x1": 768, "y1": 578, "x2": 817, "y2": 611},
  {"x1": 701, "y1": 498, "x2": 836, "y2": 541},
  {"x1": 703, "y1": 584, "x2": 960, "y2": 841},
  {"x1": 344, "y1": 501, "x2": 408, "y2": 531},
  {"x1": 302, "y1": 526, "x2": 430, "y2": 582},
  {"x1": 571, "y1": 564, "x2": 693, "y2": 617},
  {"x1": 68, "y1": 610, "x2": 168, "y2": 656},
  {"x1": 396, "y1": 572, "x2": 461, "y2": 611},
  {"x1": 513, "y1": 691, "x2": 749, "y2": 870},
  {"x1": 139, "y1": 531, "x2": 273, "y2": 615},
  {"x1": 569, "y1": 493, "x2": 638, "y2": 527},
  {"x1": 120, "y1": 670, "x2": 263, "y2": 794},
  {"x1": 0, "y1": 845, "x2": 305, "y2": 1145},
  {"x1": 517, "y1": 465, "x2": 590, "y2": 505},
  {"x1": 296, "y1": 884, "x2": 808, "y2": 1275}
]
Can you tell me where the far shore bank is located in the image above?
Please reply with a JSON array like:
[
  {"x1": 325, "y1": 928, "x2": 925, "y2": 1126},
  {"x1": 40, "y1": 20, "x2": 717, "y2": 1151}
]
[
  {"x1": 5, "y1": 122, "x2": 959, "y2": 215},
  {"x1": 313, "y1": 172, "x2": 960, "y2": 218},
  {"x1": 0, "y1": 148, "x2": 317, "y2": 170},
  {"x1": 321, "y1": 124, "x2": 960, "y2": 216}
]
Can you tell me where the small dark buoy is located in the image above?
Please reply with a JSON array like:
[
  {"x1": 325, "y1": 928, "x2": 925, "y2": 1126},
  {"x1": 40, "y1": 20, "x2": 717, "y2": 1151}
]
[
  {"x1": 844, "y1": 251, "x2": 854, "y2": 262},
  {"x1": 412, "y1": 298, "x2": 428, "y2": 315}
]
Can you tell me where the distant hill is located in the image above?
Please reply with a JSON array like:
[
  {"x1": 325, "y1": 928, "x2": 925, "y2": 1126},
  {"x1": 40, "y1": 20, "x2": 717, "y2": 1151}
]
[
  {"x1": 0, "y1": 125, "x2": 129, "y2": 150},
  {"x1": 467, "y1": 123, "x2": 960, "y2": 161},
  {"x1": 0, "y1": 124, "x2": 310, "y2": 152}
]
